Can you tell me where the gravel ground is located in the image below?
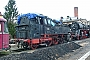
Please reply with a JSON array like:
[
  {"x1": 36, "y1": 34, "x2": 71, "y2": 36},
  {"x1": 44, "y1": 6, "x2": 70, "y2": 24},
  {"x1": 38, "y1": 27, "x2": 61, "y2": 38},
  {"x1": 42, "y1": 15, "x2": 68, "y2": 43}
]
[{"x1": 0, "y1": 42, "x2": 81, "y2": 60}]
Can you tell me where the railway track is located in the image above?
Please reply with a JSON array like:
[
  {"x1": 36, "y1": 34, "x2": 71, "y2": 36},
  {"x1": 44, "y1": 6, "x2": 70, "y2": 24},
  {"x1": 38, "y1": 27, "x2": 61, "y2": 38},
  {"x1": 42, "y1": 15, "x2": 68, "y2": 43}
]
[
  {"x1": 10, "y1": 45, "x2": 47, "y2": 54},
  {"x1": 0, "y1": 40, "x2": 82, "y2": 60},
  {"x1": 0, "y1": 38, "x2": 90, "y2": 58},
  {"x1": 10, "y1": 38, "x2": 90, "y2": 53}
]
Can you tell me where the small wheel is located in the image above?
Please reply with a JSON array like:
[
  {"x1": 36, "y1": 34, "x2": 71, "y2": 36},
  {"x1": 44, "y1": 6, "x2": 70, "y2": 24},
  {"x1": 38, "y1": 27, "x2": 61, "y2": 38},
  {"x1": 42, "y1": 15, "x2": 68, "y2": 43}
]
[
  {"x1": 67, "y1": 34, "x2": 72, "y2": 42},
  {"x1": 46, "y1": 40, "x2": 52, "y2": 46},
  {"x1": 53, "y1": 38, "x2": 58, "y2": 45},
  {"x1": 31, "y1": 44, "x2": 38, "y2": 50},
  {"x1": 22, "y1": 42, "x2": 28, "y2": 49}
]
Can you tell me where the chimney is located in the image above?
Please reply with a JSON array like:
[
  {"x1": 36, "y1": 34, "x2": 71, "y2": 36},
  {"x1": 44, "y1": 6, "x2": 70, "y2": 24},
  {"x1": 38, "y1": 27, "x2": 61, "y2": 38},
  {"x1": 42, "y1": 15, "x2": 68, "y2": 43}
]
[
  {"x1": 0, "y1": 12, "x2": 3, "y2": 18},
  {"x1": 74, "y1": 7, "x2": 78, "y2": 17},
  {"x1": 67, "y1": 16, "x2": 69, "y2": 19},
  {"x1": 0, "y1": 12, "x2": 3, "y2": 16}
]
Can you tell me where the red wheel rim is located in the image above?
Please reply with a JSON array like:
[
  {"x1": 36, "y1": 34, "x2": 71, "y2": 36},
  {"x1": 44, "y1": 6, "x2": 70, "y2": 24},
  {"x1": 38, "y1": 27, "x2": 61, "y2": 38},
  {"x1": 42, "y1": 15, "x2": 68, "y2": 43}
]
[
  {"x1": 31, "y1": 44, "x2": 38, "y2": 50},
  {"x1": 54, "y1": 40, "x2": 58, "y2": 44},
  {"x1": 53, "y1": 38, "x2": 58, "y2": 45}
]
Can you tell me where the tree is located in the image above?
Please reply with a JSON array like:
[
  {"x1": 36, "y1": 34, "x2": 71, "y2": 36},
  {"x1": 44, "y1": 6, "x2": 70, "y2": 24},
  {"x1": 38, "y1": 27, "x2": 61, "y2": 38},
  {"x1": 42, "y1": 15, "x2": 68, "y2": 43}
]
[
  {"x1": 3, "y1": 0, "x2": 18, "y2": 38},
  {"x1": 3, "y1": 0, "x2": 18, "y2": 23},
  {"x1": 8, "y1": 22, "x2": 16, "y2": 38}
]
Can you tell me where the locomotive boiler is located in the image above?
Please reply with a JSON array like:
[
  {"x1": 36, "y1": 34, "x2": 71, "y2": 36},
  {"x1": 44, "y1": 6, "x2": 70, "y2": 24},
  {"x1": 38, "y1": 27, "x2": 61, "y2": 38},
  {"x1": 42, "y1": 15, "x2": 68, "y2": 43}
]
[{"x1": 70, "y1": 22, "x2": 87, "y2": 33}]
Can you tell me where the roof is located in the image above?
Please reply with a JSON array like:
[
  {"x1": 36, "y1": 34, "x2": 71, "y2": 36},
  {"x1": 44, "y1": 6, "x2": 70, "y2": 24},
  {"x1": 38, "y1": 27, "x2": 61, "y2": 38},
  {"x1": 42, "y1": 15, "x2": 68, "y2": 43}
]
[
  {"x1": 0, "y1": 18, "x2": 7, "y2": 22},
  {"x1": 17, "y1": 13, "x2": 45, "y2": 24}
]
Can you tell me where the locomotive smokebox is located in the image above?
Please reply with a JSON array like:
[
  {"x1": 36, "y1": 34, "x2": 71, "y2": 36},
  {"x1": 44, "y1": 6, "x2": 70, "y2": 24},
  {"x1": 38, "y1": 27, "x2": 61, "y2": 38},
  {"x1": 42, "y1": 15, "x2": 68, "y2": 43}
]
[{"x1": 70, "y1": 22, "x2": 86, "y2": 33}]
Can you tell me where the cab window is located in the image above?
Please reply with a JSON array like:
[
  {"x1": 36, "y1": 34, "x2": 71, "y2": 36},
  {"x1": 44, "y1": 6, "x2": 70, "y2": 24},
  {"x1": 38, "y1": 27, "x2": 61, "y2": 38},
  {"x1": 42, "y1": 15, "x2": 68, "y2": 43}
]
[
  {"x1": 47, "y1": 19, "x2": 51, "y2": 25},
  {"x1": 4, "y1": 22, "x2": 9, "y2": 33},
  {"x1": 51, "y1": 21, "x2": 55, "y2": 26},
  {"x1": 44, "y1": 19, "x2": 47, "y2": 25},
  {"x1": 39, "y1": 17, "x2": 43, "y2": 25}
]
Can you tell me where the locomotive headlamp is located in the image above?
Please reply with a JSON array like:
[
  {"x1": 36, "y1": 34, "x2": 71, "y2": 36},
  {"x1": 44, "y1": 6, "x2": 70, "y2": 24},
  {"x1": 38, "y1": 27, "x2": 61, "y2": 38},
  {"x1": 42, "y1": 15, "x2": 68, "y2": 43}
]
[{"x1": 0, "y1": 16, "x2": 3, "y2": 18}]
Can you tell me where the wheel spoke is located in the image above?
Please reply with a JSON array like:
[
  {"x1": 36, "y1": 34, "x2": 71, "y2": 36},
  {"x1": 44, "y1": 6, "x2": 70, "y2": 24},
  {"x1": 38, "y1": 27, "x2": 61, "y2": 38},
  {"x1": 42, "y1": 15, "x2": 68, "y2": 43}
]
[
  {"x1": 53, "y1": 38, "x2": 58, "y2": 45},
  {"x1": 54, "y1": 40, "x2": 58, "y2": 44},
  {"x1": 46, "y1": 41, "x2": 52, "y2": 46}
]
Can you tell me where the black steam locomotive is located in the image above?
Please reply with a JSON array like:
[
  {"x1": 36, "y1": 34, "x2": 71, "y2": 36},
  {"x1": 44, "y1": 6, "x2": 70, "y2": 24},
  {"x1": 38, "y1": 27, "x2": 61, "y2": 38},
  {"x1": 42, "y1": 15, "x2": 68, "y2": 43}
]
[
  {"x1": 16, "y1": 13, "x2": 90, "y2": 49},
  {"x1": 69, "y1": 21, "x2": 90, "y2": 40}
]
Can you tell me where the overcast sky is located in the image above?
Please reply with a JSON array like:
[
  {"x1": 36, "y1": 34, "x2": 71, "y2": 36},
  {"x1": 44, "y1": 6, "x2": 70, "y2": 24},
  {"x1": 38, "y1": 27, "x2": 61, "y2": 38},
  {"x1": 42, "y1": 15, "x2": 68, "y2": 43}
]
[{"x1": 0, "y1": 0, "x2": 90, "y2": 20}]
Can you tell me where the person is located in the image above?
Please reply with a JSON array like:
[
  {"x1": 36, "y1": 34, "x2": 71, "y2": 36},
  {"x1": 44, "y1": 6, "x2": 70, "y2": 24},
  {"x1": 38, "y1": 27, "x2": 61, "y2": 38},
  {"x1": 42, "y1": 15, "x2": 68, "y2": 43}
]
[
  {"x1": 17, "y1": 39, "x2": 20, "y2": 48},
  {"x1": 20, "y1": 39, "x2": 24, "y2": 48}
]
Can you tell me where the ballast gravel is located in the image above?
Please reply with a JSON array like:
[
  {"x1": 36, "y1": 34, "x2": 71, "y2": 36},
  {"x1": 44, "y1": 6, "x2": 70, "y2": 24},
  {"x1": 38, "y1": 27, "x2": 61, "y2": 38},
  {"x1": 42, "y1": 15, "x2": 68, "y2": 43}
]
[{"x1": 0, "y1": 42, "x2": 81, "y2": 60}]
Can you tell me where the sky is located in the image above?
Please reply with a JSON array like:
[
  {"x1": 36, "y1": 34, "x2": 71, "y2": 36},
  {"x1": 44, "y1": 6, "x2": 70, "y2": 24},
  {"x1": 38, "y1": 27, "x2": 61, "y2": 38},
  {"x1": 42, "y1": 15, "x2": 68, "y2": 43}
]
[{"x1": 0, "y1": 0, "x2": 90, "y2": 20}]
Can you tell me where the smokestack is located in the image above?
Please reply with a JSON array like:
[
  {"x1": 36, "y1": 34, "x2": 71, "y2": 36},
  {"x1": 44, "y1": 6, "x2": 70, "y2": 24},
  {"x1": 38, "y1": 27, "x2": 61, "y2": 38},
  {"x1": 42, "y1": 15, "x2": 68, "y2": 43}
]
[
  {"x1": 60, "y1": 17, "x2": 63, "y2": 24},
  {"x1": 0, "y1": 12, "x2": 3, "y2": 16},
  {"x1": 60, "y1": 17, "x2": 63, "y2": 20},
  {"x1": 74, "y1": 7, "x2": 78, "y2": 17}
]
